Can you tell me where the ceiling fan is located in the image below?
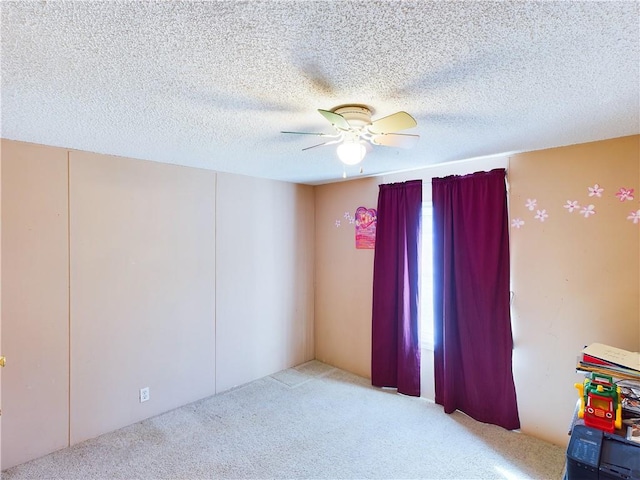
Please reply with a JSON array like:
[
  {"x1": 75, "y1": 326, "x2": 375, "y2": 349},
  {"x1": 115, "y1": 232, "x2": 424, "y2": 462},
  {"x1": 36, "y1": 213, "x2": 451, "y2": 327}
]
[{"x1": 282, "y1": 105, "x2": 419, "y2": 167}]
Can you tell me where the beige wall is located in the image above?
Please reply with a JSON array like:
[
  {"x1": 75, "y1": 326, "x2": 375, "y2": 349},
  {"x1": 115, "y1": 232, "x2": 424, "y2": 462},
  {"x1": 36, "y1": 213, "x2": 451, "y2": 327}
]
[
  {"x1": 1, "y1": 140, "x2": 315, "y2": 469},
  {"x1": 68, "y1": 151, "x2": 217, "y2": 444},
  {"x1": 508, "y1": 135, "x2": 639, "y2": 445},
  {"x1": 314, "y1": 178, "x2": 379, "y2": 378},
  {"x1": 215, "y1": 173, "x2": 315, "y2": 392},
  {"x1": 1, "y1": 142, "x2": 70, "y2": 467},
  {"x1": 314, "y1": 138, "x2": 638, "y2": 447},
  {"x1": 1, "y1": 138, "x2": 2, "y2": 469},
  {"x1": 2, "y1": 134, "x2": 637, "y2": 467}
]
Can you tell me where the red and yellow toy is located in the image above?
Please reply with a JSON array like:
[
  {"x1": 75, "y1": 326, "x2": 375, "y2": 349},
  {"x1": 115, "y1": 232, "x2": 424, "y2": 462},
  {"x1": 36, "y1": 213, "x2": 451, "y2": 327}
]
[{"x1": 574, "y1": 373, "x2": 622, "y2": 434}]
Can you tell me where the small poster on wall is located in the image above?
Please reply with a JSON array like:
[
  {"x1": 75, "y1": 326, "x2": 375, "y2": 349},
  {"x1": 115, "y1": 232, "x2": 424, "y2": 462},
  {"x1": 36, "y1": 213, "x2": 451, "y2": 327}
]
[{"x1": 355, "y1": 206, "x2": 377, "y2": 249}]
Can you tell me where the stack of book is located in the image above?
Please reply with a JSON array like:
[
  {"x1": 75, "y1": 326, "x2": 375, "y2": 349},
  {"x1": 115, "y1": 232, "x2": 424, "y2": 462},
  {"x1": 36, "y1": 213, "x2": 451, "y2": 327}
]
[{"x1": 577, "y1": 343, "x2": 640, "y2": 381}]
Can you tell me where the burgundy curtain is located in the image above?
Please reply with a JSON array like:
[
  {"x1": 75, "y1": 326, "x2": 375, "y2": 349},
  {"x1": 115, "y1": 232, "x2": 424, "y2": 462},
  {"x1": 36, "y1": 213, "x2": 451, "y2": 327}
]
[
  {"x1": 371, "y1": 180, "x2": 422, "y2": 397},
  {"x1": 432, "y1": 168, "x2": 520, "y2": 430}
]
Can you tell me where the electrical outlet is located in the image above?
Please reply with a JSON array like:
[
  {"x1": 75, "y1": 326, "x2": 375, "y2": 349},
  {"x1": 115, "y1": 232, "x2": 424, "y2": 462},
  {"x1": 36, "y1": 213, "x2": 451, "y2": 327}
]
[{"x1": 140, "y1": 387, "x2": 150, "y2": 403}]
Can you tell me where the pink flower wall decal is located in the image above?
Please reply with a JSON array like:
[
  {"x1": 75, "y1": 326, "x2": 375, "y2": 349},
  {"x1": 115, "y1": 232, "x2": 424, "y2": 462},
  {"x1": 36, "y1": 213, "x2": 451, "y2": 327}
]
[
  {"x1": 564, "y1": 200, "x2": 580, "y2": 213},
  {"x1": 525, "y1": 199, "x2": 537, "y2": 211},
  {"x1": 628, "y1": 210, "x2": 640, "y2": 224},
  {"x1": 615, "y1": 188, "x2": 634, "y2": 202},
  {"x1": 534, "y1": 209, "x2": 548, "y2": 222},
  {"x1": 511, "y1": 218, "x2": 525, "y2": 229},
  {"x1": 588, "y1": 184, "x2": 604, "y2": 197},
  {"x1": 580, "y1": 204, "x2": 596, "y2": 218}
]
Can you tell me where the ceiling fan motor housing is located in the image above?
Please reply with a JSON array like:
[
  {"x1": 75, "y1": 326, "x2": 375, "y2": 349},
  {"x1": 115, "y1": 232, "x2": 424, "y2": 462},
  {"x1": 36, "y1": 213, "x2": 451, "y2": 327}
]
[{"x1": 333, "y1": 105, "x2": 372, "y2": 128}]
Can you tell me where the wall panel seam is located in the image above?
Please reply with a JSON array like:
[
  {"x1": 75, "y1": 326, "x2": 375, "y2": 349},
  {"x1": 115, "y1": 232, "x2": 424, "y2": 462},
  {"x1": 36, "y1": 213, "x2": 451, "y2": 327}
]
[
  {"x1": 67, "y1": 151, "x2": 71, "y2": 448},
  {"x1": 214, "y1": 172, "x2": 218, "y2": 395}
]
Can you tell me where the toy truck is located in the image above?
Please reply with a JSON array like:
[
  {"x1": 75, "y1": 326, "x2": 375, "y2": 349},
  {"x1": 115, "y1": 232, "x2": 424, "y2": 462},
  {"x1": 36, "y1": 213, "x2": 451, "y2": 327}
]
[{"x1": 575, "y1": 373, "x2": 622, "y2": 434}]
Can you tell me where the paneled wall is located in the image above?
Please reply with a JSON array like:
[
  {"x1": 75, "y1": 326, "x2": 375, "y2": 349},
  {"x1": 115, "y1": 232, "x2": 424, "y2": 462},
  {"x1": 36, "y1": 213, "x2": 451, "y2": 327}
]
[
  {"x1": 68, "y1": 151, "x2": 217, "y2": 444},
  {"x1": 314, "y1": 178, "x2": 379, "y2": 379},
  {"x1": 215, "y1": 173, "x2": 315, "y2": 392},
  {"x1": 314, "y1": 137, "x2": 638, "y2": 447},
  {"x1": 508, "y1": 135, "x2": 639, "y2": 445},
  {"x1": 1, "y1": 142, "x2": 70, "y2": 468},
  {"x1": 0, "y1": 139, "x2": 2, "y2": 468},
  {"x1": 1, "y1": 140, "x2": 315, "y2": 469},
  {"x1": 3, "y1": 134, "x2": 636, "y2": 467}
]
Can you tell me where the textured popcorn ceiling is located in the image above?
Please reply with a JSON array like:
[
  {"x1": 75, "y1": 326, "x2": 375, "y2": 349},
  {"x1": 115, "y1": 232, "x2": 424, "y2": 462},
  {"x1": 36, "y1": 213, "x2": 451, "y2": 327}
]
[{"x1": 1, "y1": 1, "x2": 639, "y2": 184}]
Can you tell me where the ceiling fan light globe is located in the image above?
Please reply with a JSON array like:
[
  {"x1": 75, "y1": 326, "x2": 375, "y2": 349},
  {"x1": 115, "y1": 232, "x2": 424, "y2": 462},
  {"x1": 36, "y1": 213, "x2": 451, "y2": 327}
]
[{"x1": 336, "y1": 142, "x2": 366, "y2": 165}]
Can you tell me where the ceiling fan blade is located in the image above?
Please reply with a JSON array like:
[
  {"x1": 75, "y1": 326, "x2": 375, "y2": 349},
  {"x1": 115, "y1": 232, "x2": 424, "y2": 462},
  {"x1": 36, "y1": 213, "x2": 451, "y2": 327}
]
[
  {"x1": 318, "y1": 109, "x2": 351, "y2": 130},
  {"x1": 301, "y1": 139, "x2": 341, "y2": 151},
  {"x1": 371, "y1": 133, "x2": 420, "y2": 149},
  {"x1": 281, "y1": 131, "x2": 338, "y2": 137},
  {"x1": 369, "y1": 111, "x2": 417, "y2": 134}
]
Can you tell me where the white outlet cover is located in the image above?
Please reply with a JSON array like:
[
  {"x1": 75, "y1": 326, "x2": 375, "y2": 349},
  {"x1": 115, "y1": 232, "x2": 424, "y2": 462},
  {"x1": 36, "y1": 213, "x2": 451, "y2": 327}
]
[{"x1": 140, "y1": 387, "x2": 150, "y2": 403}]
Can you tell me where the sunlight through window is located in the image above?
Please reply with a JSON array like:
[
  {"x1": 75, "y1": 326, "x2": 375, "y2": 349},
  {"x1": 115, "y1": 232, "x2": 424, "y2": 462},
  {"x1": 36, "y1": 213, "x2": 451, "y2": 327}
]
[
  {"x1": 494, "y1": 465, "x2": 525, "y2": 480},
  {"x1": 421, "y1": 202, "x2": 434, "y2": 349}
]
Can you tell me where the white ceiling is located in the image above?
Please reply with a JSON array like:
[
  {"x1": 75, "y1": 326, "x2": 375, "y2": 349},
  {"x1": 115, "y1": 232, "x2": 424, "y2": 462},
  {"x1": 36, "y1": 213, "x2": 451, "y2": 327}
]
[{"x1": 1, "y1": 1, "x2": 638, "y2": 185}]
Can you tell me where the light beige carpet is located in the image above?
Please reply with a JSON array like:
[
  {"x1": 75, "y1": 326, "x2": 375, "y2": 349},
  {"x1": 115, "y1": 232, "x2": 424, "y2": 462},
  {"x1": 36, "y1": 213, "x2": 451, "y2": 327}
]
[{"x1": 2, "y1": 361, "x2": 565, "y2": 479}]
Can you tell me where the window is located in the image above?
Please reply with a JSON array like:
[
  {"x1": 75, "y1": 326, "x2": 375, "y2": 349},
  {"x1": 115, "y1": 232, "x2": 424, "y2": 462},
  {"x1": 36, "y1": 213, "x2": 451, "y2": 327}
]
[{"x1": 421, "y1": 202, "x2": 434, "y2": 349}]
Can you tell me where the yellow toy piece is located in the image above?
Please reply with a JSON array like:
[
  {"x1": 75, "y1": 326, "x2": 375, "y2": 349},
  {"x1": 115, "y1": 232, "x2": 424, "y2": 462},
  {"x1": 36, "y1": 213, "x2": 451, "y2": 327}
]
[
  {"x1": 574, "y1": 381, "x2": 585, "y2": 419},
  {"x1": 615, "y1": 386, "x2": 622, "y2": 430}
]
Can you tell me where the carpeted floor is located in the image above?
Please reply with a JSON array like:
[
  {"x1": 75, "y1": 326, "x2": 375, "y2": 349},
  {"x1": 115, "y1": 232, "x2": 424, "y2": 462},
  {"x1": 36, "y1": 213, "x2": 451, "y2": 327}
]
[{"x1": 2, "y1": 361, "x2": 566, "y2": 479}]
